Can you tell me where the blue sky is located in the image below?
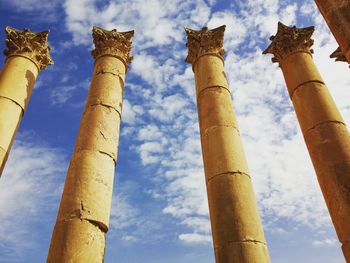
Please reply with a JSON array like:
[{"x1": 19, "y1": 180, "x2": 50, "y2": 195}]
[{"x1": 0, "y1": 0, "x2": 349, "y2": 262}]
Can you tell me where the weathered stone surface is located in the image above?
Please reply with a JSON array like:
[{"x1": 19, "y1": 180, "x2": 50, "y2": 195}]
[
  {"x1": 342, "y1": 241, "x2": 350, "y2": 263},
  {"x1": 186, "y1": 26, "x2": 270, "y2": 263},
  {"x1": 0, "y1": 27, "x2": 52, "y2": 177},
  {"x1": 47, "y1": 26, "x2": 133, "y2": 263},
  {"x1": 214, "y1": 241, "x2": 270, "y2": 263},
  {"x1": 291, "y1": 81, "x2": 344, "y2": 133},
  {"x1": 75, "y1": 105, "x2": 121, "y2": 162},
  {"x1": 47, "y1": 219, "x2": 105, "y2": 263},
  {"x1": 0, "y1": 98, "x2": 22, "y2": 154},
  {"x1": 280, "y1": 52, "x2": 323, "y2": 97},
  {"x1": 207, "y1": 174, "x2": 266, "y2": 244},
  {"x1": 264, "y1": 22, "x2": 350, "y2": 261},
  {"x1": 0, "y1": 145, "x2": 7, "y2": 177},
  {"x1": 330, "y1": 46, "x2": 347, "y2": 62},
  {"x1": 202, "y1": 126, "x2": 249, "y2": 181},
  {"x1": 194, "y1": 55, "x2": 229, "y2": 95},
  {"x1": 57, "y1": 150, "x2": 115, "y2": 231},
  {"x1": 87, "y1": 56, "x2": 125, "y2": 117},
  {"x1": 197, "y1": 87, "x2": 238, "y2": 132},
  {"x1": 0, "y1": 56, "x2": 38, "y2": 110},
  {"x1": 314, "y1": 0, "x2": 350, "y2": 63}
]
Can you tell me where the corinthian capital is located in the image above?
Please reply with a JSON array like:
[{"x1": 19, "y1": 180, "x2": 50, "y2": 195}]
[
  {"x1": 3, "y1": 26, "x2": 53, "y2": 70},
  {"x1": 263, "y1": 22, "x2": 314, "y2": 63},
  {"x1": 330, "y1": 46, "x2": 347, "y2": 62},
  {"x1": 91, "y1": 26, "x2": 134, "y2": 65},
  {"x1": 185, "y1": 25, "x2": 226, "y2": 65}
]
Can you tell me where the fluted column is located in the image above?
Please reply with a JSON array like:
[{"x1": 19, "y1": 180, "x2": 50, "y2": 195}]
[
  {"x1": 185, "y1": 26, "x2": 270, "y2": 263},
  {"x1": 47, "y1": 26, "x2": 134, "y2": 263},
  {"x1": 264, "y1": 22, "x2": 350, "y2": 261},
  {"x1": 314, "y1": 0, "x2": 350, "y2": 64},
  {"x1": 0, "y1": 27, "x2": 53, "y2": 176}
]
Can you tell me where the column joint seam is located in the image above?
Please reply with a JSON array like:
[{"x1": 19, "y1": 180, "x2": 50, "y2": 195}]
[
  {"x1": 207, "y1": 171, "x2": 251, "y2": 184},
  {"x1": 192, "y1": 53, "x2": 224, "y2": 72},
  {"x1": 197, "y1": 85, "x2": 231, "y2": 99},
  {"x1": 203, "y1": 124, "x2": 240, "y2": 136},
  {"x1": 290, "y1": 80, "x2": 325, "y2": 100},
  {"x1": 215, "y1": 239, "x2": 267, "y2": 248}
]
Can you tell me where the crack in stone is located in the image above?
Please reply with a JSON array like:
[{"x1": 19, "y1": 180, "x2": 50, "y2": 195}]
[
  {"x1": 306, "y1": 120, "x2": 345, "y2": 132},
  {"x1": 99, "y1": 130, "x2": 108, "y2": 141},
  {"x1": 89, "y1": 102, "x2": 122, "y2": 119},
  {"x1": 62, "y1": 211, "x2": 108, "y2": 233},
  {"x1": 98, "y1": 150, "x2": 116, "y2": 165},
  {"x1": 0, "y1": 95, "x2": 24, "y2": 112}
]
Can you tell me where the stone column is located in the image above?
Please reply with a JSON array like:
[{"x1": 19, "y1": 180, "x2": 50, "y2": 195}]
[
  {"x1": 263, "y1": 22, "x2": 350, "y2": 261},
  {"x1": 314, "y1": 0, "x2": 350, "y2": 64},
  {"x1": 46, "y1": 26, "x2": 134, "y2": 263},
  {"x1": 0, "y1": 27, "x2": 53, "y2": 176},
  {"x1": 185, "y1": 26, "x2": 270, "y2": 263}
]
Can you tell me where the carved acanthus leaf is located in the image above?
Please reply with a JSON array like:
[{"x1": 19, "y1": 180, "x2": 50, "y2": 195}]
[
  {"x1": 91, "y1": 26, "x2": 134, "y2": 64},
  {"x1": 3, "y1": 26, "x2": 53, "y2": 70},
  {"x1": 185, "y1": 25, "x2": 226, "y2": 65},
  {"x1": 330, "y1": 46, "x2": 347, "y2": 62},
  {"x1": 263, "y1": 22, "x2": 314, "y2": 64}
]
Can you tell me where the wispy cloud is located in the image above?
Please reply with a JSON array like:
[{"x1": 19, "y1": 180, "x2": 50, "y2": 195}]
[{"x1": 0, "y1": 133, "x2": 66, "y2": 261}]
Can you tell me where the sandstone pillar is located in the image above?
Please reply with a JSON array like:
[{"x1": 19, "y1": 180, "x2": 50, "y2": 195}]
[
  {"x1": 314, "y1": 0, "x2": 350, "y2": 64},
  {"x1": 185, "y1": 26, "x2": 270, "y2": 263},
  {"x1": 263, "y1": 22, "x2": 350, "y2": 261},
  {"x1": 0, "y1": 27, "x2": 53, "y2": 176},
  {"x1": 46, "y1": 26, "x2": 134, "y2": 263}
]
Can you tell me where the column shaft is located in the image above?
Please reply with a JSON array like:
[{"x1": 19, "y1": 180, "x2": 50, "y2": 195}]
[
  {"x1": 264, "y1": 22, "x2": 350, "y2": 261},
  {"x1": 186, "y1": 26, "x2": 270, "y2": 263},
  {"x1": 314, "y1": 0, "x2": 350, "y2": 63},
  {"x1": 47, "y1": 26, "x2": 133, "y2": 263},
  {"x1": 0, "y1": 27, "x2": 52, "y2": 176},
  {"x1": 282, "y1": 52, "x2": 350, "y2": 261}
]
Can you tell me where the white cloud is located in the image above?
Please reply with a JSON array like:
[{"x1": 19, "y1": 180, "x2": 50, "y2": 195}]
[
  {"x1": 63, "y1": 0, "x2": 211, "y2": 48},
  {"x1": 207, "y1": 11, "x2": 247, "y2": 49},
  {"x1": 137, "y1": 125, "x2": 162, "y2": 141},
  {"x1": 0, "y1": 134, "x2": 66, "y2": 259},
  {"x1": 179, "y1": 233, "x2": 211, "y2": 244},
  {"x1": 1, "y1": 0, "x2": 60, "y2": 12},
  {"x1": 50, "y1": 85, "x2": 79, "y2": 105},
  {"x1": 122, "y1": 99, "x2": 144, "y2": 125},
  {"x1": 109, "y1": 181, "x2": 163, "y2": 244},
  {"x1": 313, "y1": 238, "x2": 338, "y2": 247}
]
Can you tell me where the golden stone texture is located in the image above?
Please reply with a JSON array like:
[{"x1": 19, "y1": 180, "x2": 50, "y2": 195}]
[
  {"x1": 186, "y1": 26, "x2": 270, "y2": 263},
  {"x1": 0, "y1": 26, "x2": 53, "y2": 177},
  {"x1": 264, "y1": 22, "x2": 350, "y2": 262},
  {"x1": 314, "y1": 0, "x2": 350, "y2": 64},
  {"x1": 46, "y1": 26, "x2": 133, "y2": 263}
]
